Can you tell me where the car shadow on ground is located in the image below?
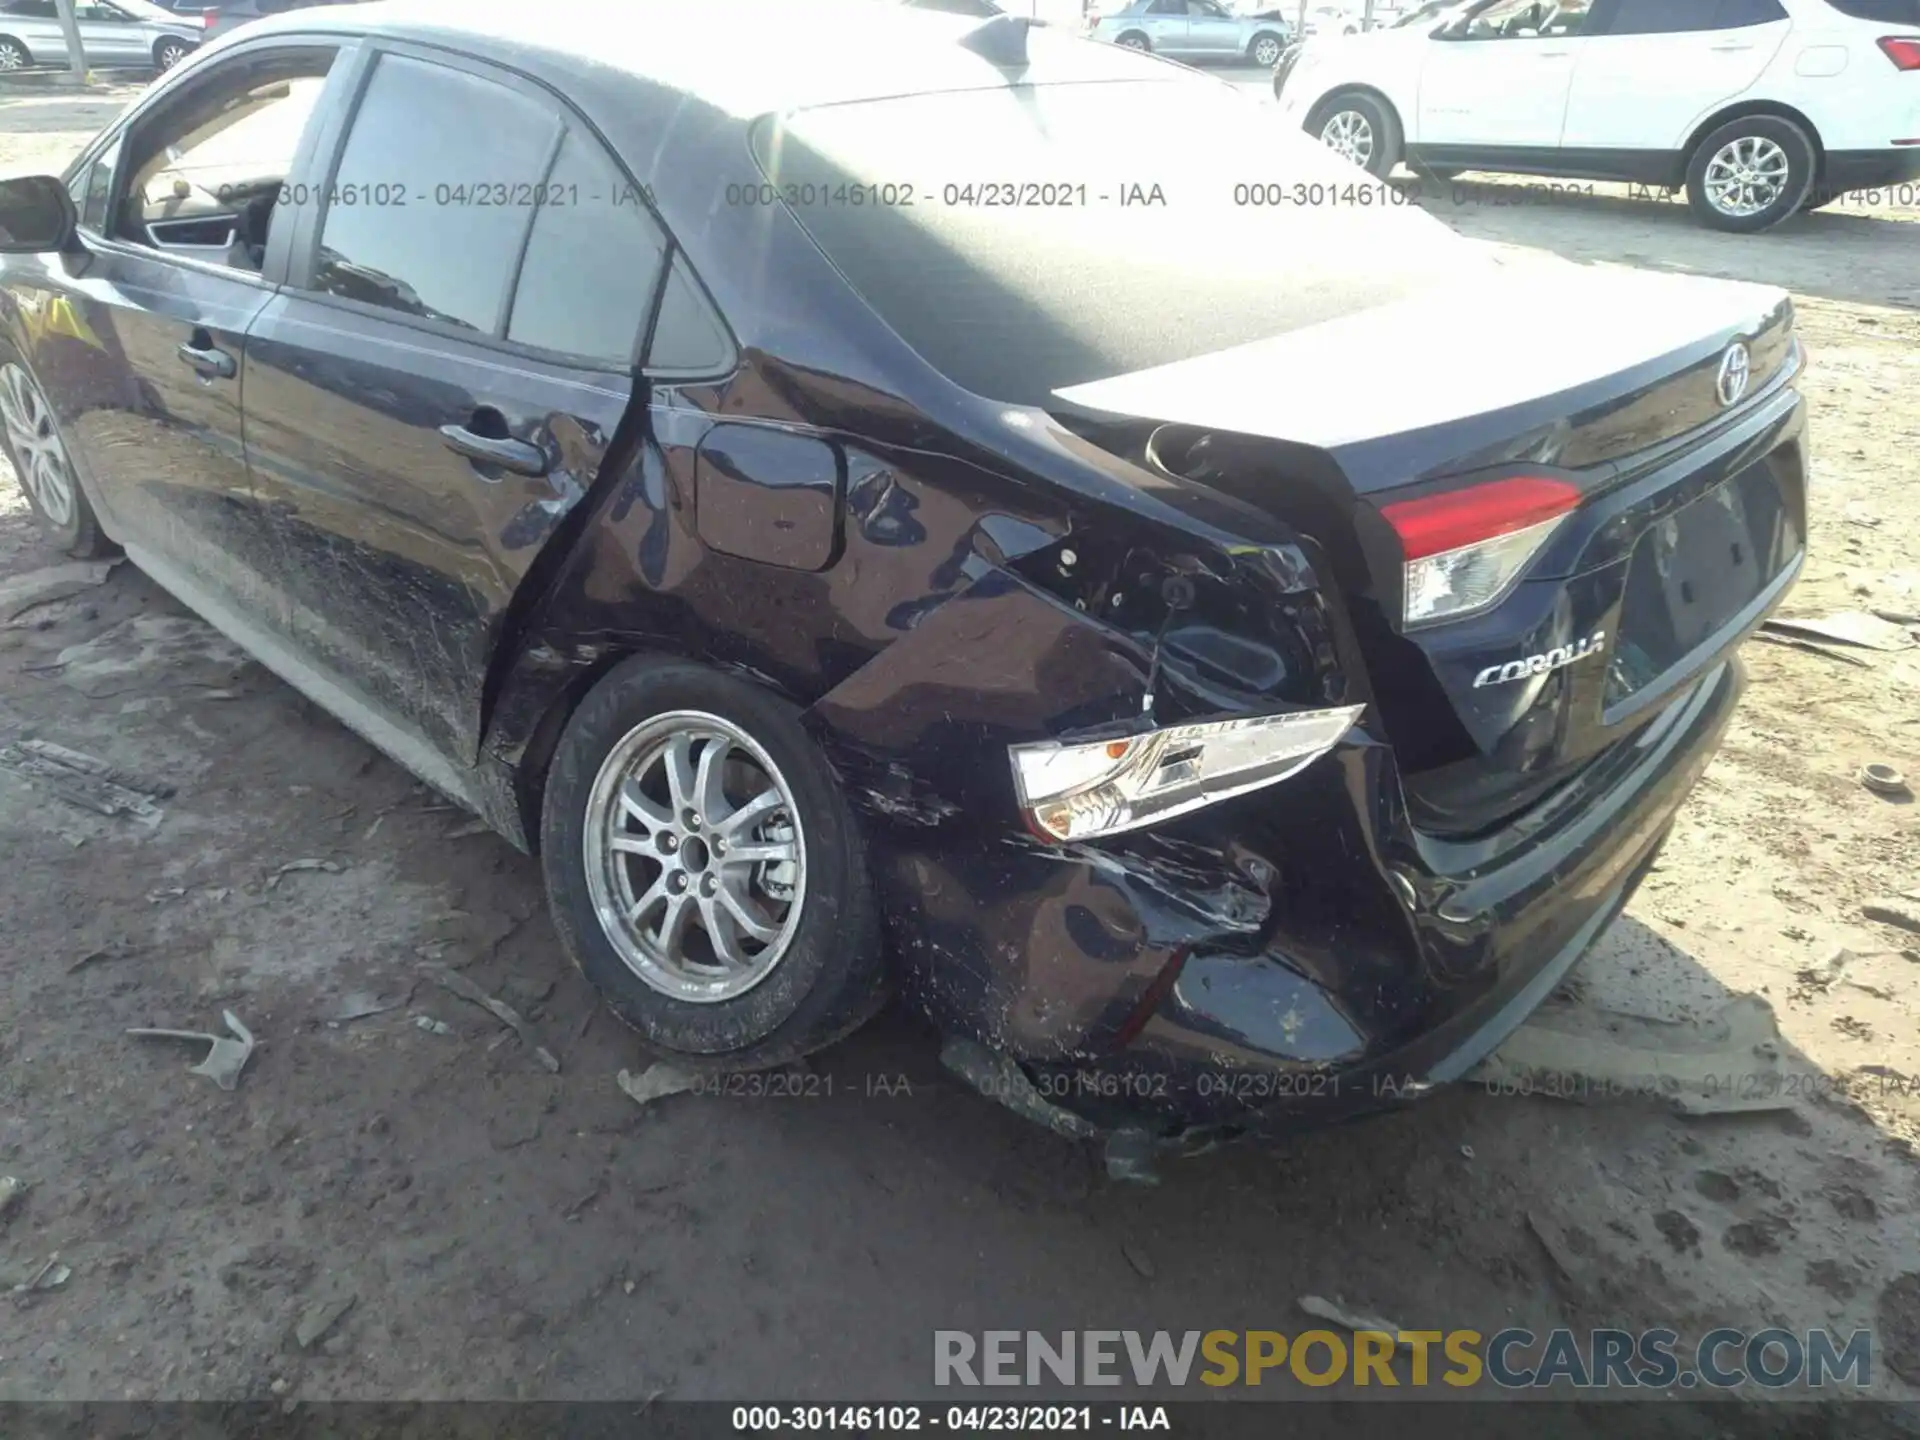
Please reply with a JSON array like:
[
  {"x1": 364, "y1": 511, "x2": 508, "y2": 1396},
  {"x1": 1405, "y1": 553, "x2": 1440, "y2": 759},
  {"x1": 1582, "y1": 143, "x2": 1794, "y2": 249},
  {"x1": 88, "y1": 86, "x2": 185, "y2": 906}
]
[{"x1": 1403, "y1": 173, "x2": 1920, "y2": 314}]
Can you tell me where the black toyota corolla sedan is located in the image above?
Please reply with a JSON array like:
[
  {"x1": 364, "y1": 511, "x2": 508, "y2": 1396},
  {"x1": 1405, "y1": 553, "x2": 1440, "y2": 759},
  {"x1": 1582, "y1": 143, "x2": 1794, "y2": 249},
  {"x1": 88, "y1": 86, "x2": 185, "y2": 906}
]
[{"x1": 0, "y1": 0, "x2": 1805, "y2": 1149}]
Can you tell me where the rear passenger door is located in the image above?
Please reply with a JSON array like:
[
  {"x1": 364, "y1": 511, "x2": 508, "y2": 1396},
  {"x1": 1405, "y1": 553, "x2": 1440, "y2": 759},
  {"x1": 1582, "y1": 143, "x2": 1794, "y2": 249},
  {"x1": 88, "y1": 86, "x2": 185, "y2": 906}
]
[
  {"x1": 1561, "y1": 0, "x2": 1792, "y2": 152},
  {"x1": 1183, "y1": 0, "x2": 1243, "y2": 54},
  {"x1": 74, "y1": 0, "x2": 148, "y2": 62},
  {"x1": 1138, "y1": 0, "x2": 1191, "y2": 52},
  {"x1": 1416, "y1": 0, "x2": 1596, "y2": 148},
  {"x1": 240, "y1": 43, "x2": 669, "y2": 768}
]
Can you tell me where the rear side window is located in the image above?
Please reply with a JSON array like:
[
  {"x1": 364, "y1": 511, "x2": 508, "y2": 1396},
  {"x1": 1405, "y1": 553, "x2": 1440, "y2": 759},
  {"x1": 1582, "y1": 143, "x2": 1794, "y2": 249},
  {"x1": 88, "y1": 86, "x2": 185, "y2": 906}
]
[
  {"x1": 1602, "y1": 0, "x2": 1783, "y2": 31},
  {"x1": 505, "y1": 130, "x2": 667, "y2": 367},
  {"x1": 1443, "y1": 0, "x2": 1596, "y2": 39},
  {"x1": 647, "y1": 254, "x2": 734, "y2": 376},
  {"x1": 313, "y1": 53, "x2": 559, "y2": 334},
  {"x1": 1822, "y1": 0, "x2": 1920, "y2": 20},
  {"x1": 1716, "y1": 0, "x2": 1788, "y2": 21}
]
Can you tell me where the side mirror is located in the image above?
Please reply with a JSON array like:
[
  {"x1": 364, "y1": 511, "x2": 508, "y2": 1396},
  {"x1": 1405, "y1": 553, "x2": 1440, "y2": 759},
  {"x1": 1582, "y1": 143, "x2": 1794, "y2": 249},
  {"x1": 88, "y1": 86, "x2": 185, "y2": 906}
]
[{"x1": 0, "y1": 175, "x2": 78, "y2": 255}]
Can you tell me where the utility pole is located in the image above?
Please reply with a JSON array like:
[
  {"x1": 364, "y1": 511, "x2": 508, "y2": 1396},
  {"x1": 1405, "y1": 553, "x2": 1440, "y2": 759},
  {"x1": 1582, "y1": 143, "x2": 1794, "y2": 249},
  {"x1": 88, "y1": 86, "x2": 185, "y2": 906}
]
[{"x1": 53, "y1": 0, "x2": 88, "y2": 86}]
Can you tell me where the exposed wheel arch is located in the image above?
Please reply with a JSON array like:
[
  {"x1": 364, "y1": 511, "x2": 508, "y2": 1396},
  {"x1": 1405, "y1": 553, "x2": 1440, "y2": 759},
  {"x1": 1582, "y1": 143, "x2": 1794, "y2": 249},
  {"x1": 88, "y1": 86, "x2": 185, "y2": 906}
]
[
  {"x1": 1683, "y1": 100, "x2": 1826, "y2": 180},
  {"x1": 1306, "y1": 84, "x2": 1405, "y2": 139},
  {"x1": 1305, "y1": 86, "x2": 1406, "y2": 179},
  {"x1": 511, "y1": 654, "x2": 622, "y2": 854},
  {"x1": 507, "y1": 646, "x2": 817, "y2": 857}
]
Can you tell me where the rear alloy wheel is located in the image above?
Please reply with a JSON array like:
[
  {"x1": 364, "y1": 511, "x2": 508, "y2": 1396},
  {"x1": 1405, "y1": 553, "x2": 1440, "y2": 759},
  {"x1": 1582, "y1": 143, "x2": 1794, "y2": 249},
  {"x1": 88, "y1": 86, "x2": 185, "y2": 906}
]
[
  {"x1": 154, "y1": 37, "x2": 190, "y2": 70},
  {"x1": 1685, "y1": 117, "x2": 1815, "y2": 233},
  {"x1": 541, "y1": 659, "x2": 885, "y2": 1069},
  {"x1": 1249, "y1": 32, "x2": 1283, "y2": 67},
  {"x1": 0, "y1": 35, "x2": 29, "y2": 70},
  {"x1": 1314, "y1": 92, "x2": 1401, "y2": 179},
  {"x1": 1116, "y1": 31, "x2": 1150, "y2": 51},
  {"x1": 0, "y1": 359, "x2": 111, "y2": 557}
]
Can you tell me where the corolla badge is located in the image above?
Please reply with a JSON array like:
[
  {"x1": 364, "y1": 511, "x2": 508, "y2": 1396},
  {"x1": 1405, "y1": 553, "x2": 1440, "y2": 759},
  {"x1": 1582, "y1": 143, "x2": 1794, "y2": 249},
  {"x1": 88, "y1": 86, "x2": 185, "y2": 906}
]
[
  {"x1": 1473, "y1": 631, "x2": 1608, "y2": 689},
  {"x1": 1716, "y1": 341, "x2": 1752, "y2": 408}
]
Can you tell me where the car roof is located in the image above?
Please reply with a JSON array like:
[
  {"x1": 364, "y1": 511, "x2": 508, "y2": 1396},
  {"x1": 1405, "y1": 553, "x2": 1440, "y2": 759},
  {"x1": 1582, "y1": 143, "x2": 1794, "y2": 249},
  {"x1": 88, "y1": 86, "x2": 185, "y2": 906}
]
[{"x1": 231, "y1": 0, "x2": 1181, "y2": 117}]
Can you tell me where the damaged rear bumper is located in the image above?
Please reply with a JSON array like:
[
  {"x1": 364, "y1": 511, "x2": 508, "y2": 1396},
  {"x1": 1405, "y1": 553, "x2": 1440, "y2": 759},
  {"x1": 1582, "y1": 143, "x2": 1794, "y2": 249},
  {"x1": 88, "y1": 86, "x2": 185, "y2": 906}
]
[{"x1": 925, "y1": 656, "x2": 1746, "y2": 1144}]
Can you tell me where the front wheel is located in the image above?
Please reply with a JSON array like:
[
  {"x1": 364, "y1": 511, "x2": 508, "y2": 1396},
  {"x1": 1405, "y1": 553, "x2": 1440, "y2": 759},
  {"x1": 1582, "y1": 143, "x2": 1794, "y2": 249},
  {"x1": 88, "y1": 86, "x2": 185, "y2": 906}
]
[
  {"x1": 540, "y1": 658, "x2": 885, "y2": 1070},
  {"x1": 0, "y1": 358, "x2": 113, "y2": 558},
  {"x1": 1312, "y1": 92, "x2": 1402, "y2": 179},
  {"x1": 154, "y1": 37, "x2": 190, "y2": 70},
  {"x1": 1685, "y1": 117, "x2": 1816, "y2": 233},
  {"x1": 1249, "y1": 32, "x2": 1284, "y2": 68}
]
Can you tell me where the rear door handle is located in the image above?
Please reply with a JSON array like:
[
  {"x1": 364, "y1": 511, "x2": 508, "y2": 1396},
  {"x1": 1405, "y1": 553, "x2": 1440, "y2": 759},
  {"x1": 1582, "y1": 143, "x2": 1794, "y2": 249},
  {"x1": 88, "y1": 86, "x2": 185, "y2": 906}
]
[
  {"x1": 438, "y1": 423, "x2": 551, "y2": 477},
  {"x1": 1710, "y1": 42, "x2": 1755, "y2": 51},
  {"x1": 1536, "y1": 48, "x2": 1569, "y2": 57},
  {"x1": 177, "y1": 334, "x2": 235, "y2": 380}
]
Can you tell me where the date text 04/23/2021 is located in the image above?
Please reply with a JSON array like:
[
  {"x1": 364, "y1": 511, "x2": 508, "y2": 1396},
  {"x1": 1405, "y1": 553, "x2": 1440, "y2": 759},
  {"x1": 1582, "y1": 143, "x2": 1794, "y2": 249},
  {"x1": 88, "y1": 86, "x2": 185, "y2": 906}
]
[{"x1": 731, "y1": 1406, "x2": 1169, "y2": 1432}]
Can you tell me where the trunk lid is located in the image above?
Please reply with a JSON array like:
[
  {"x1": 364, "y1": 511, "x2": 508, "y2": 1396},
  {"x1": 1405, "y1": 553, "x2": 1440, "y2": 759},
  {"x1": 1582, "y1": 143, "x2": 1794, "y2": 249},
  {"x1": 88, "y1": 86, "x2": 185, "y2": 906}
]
[{"x1": 1053, "y1": 264, "x2": 1808, "y2": 836}]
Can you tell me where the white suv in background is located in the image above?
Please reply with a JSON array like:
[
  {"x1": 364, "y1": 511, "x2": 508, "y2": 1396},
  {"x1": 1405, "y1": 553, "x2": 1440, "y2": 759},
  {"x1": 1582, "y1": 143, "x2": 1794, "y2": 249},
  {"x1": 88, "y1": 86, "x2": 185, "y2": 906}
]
[{"x1": 1274, "y1": 0, "x2": 1920, "y2": 230}]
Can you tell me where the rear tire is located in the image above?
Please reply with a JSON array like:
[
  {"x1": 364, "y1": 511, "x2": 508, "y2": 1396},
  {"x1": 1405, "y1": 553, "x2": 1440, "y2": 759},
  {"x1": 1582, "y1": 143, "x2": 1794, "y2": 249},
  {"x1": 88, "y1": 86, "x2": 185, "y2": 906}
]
[
  {"x1": 1248, "y1": 31, "x2": 1284, "y2": 67},
  {"x1": 0, "y1": 35, "x2": 30, "y2": 71},
  {"x1": 1684, "y1": 116, "x2": 1816, "y2": 233},
  {"x1": 153, "y1": 37, "x2": 190, "y2": 70},
  {"x1": 539, "y1": 657, "x2": 885, "y2": 1070},
  {"x1": 1115, "y1": 30, "x2": 1150, "y2": 51},
  {"x1": 0, "y1": 357, "x2": 113, "y2": 559},
  {"x1": 1311, "y1": 91, "x2": 1402, "y2": 179}
]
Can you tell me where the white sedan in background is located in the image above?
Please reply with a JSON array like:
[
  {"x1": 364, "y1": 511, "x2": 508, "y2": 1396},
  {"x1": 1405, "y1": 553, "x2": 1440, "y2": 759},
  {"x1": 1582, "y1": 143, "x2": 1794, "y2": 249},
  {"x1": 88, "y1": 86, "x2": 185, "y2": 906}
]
[{"x1": 1275, "y1": 0, "x2": 1920, "y2": 231}]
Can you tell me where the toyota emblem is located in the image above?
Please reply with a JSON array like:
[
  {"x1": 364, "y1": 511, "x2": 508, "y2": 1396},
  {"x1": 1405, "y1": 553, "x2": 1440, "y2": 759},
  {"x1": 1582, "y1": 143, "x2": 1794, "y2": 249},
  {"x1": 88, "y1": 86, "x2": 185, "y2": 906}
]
[{"x1": 1716, "y1": 342, "x2": 1752, "y2": 408}]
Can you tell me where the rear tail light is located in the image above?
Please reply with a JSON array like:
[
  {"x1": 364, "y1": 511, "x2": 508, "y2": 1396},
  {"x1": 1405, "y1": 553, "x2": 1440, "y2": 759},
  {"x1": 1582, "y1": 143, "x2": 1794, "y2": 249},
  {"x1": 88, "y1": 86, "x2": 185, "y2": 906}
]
[
  {"x1": 1009, "y1": 706, "x2": 1365, "y2": 842},
  {"x1": 202, "y1": 8, "x2": 217, "y2": 26},
  {"x1": 1381, "y1": 475, "x2": 1581, "y2": 628},
  {"x1": 1879, "y1": 36, "x2": 1920, "y2": 70}
]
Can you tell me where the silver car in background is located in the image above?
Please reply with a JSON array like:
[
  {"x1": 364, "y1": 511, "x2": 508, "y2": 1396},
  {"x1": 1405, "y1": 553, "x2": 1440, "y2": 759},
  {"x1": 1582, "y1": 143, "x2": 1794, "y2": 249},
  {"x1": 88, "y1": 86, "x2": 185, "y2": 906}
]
[
  {"x1": 1087, "y1": 0, "x2": 1292, "y2": 66},
  {"x1": 0, "y1": 0, "x2": 201, "y2": 71}
]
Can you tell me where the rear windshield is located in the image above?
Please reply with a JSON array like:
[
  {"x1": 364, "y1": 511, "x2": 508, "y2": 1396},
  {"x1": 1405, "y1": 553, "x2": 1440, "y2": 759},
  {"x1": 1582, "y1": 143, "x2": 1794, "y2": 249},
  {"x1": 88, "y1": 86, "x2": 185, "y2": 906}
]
[
  {"x1": 750, "y1": 80, "x2": 1467, "y2": 408},
  {"x1": 1823, "y1": 0, "x2": 1920, "y2": 19}
]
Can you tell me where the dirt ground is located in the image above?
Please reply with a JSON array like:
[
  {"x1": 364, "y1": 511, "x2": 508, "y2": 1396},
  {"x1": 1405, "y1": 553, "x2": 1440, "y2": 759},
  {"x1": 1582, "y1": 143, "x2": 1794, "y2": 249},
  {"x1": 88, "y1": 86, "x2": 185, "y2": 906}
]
[{"x1": 1, "y1": 77, "x2": 1918, "y2": 1422}]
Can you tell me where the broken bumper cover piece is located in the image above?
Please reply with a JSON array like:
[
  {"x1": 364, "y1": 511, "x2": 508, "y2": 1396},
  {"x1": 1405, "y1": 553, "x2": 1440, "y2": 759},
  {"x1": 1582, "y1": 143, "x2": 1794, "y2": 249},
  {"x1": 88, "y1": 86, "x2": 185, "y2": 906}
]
[{"x1": 940, "y1": 658, "x2": 1746, "y2": 1144}]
